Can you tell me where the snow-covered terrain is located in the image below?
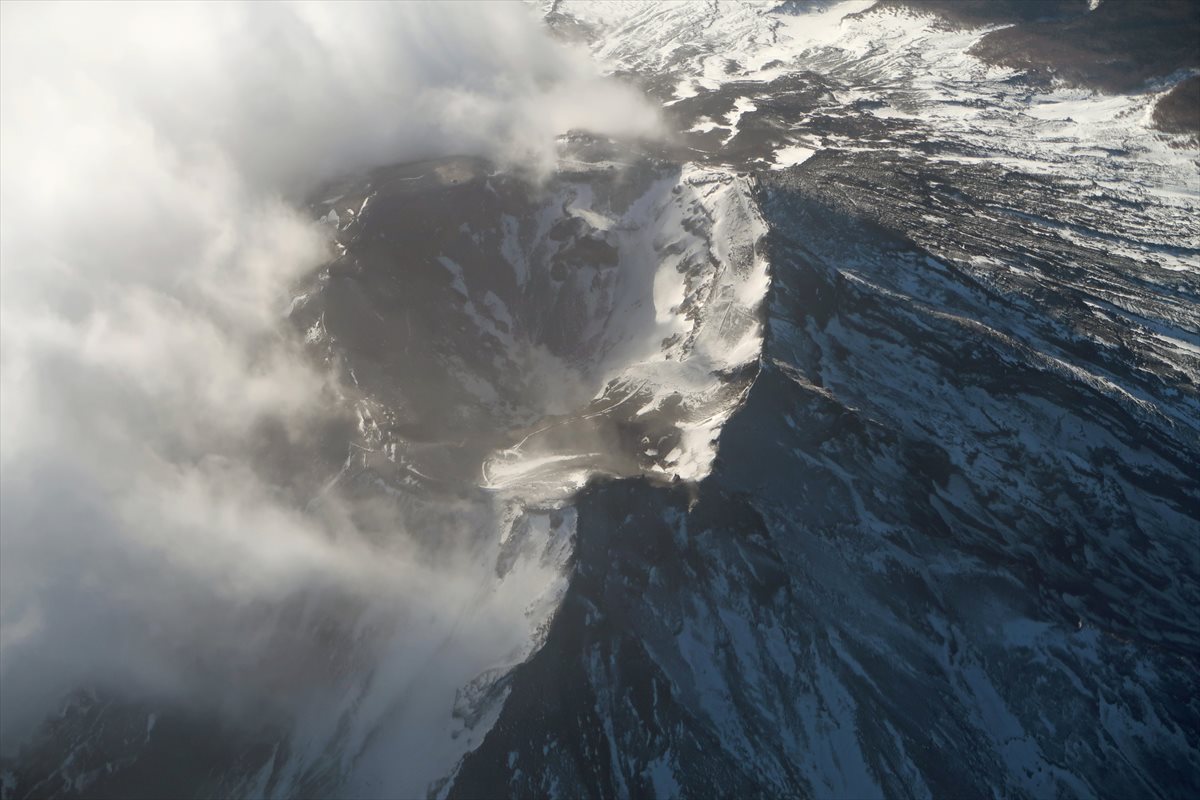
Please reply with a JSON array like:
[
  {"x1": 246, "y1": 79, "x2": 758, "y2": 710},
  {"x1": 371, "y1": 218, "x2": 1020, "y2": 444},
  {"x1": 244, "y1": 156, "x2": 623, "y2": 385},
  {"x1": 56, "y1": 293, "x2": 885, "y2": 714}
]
[
  {"x1": 447, "y1": 2, "x2": 1198, "y2": 798},
  {"x1": 4, "y1": 1, "x2": 1197, "y2": 798},
  {"x1": 279, "y1": 153, "x2": 772, "y2": 798}
]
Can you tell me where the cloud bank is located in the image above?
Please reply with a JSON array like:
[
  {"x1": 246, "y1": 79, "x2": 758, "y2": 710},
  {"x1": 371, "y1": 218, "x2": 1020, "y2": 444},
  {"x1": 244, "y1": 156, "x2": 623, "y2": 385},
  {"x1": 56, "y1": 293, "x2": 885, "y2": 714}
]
[{"x1": 0, "y1": 0, "x2": 660, "y2": 755}]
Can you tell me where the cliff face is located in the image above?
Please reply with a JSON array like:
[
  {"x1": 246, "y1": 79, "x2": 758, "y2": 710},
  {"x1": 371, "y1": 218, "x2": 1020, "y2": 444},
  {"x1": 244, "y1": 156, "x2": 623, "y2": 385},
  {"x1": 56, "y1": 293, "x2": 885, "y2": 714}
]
[
  {"x1": 451, "y1": 153, "x2": 1199, "y2": 800},
  {"x1": 449, "y1": 2, "x2": 1200, "y2": 797}
]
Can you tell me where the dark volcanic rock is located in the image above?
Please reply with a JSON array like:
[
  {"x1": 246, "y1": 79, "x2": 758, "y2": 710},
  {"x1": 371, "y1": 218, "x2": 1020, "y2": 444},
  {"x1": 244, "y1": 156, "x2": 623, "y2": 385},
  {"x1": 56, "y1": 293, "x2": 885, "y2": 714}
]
[
  {"x1": 6, "y1": 3, "x2": 1199, "y2": 798},
  {"x1": 0, "y1": 693, "x2": 279, "y2": 800},
  {"x1": 446, "y1": 155, "x2": 1200, "y2": 799},
  {"x1": 867, "y1": 0, "x2": 1088, "y2": 27},
  {"x1": 969, "y1": 0, "x2": 1200, "y2": 93},
  {"x1": 1153, "y1": 75, "x2": 1200, "y2": 137}
]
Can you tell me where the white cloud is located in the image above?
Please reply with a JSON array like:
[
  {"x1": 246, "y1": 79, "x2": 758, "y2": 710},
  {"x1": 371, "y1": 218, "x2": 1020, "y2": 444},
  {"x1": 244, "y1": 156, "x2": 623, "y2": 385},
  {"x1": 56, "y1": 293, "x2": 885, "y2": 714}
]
[{"x1": 0, "y1": 0, "x2": 660, "y2": 755}]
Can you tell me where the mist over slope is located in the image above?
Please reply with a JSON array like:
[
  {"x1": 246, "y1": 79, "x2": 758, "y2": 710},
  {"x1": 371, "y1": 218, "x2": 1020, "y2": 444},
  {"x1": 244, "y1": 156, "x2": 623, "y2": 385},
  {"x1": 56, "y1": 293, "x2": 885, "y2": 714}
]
[
  {"x1": 0, "y1": 0, "x2": 660, "y2": 764},
  {"x1": 2, "y1": 1, "x2": 1198, "y2": 798}
]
